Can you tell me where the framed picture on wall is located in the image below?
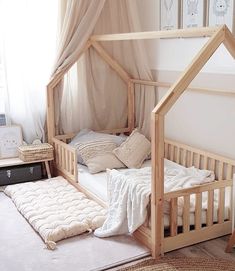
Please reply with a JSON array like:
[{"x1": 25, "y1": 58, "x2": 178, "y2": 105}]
[
  {"x1": 0, "y1": 125, "x2": 23, "y2": 158},
  {"x1": 182, "y1": 0, "x2": 207, "y2": 28},
  {"x1": 208, "y1": 0, "x2": 235, "y2": 32},
  {"x1": 160, "y1": 0, "x2": 180, "y2": 30}
]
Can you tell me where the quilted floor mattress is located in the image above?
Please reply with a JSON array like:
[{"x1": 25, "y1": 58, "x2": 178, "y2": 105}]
[{"x1": 4, "y1": 176, "x2": 107, "y2": 250}]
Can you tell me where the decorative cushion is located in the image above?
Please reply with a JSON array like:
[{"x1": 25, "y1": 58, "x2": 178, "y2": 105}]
[
  {"x1": 113, "y1": 129, "x2": 151, "y2": 168},
  {"x1": 69, "y1": 129, "x2": 126, "y2": 165},
  {"x1": 78, "y1": 139, "x2": 125, "y2": 174}
]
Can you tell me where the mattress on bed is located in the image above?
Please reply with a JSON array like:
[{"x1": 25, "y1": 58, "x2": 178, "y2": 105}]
[
  {"x1": 78, "y1": 159, "x2": 152, "y2": 202},
  {"x1": 78, "y1": 159, "x2": 231, "y2": 227}
]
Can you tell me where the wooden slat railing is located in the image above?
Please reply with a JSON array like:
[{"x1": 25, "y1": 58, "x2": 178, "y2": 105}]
[
  {"x1": 164, "y1": 139, "x2": 235, "y2": 181},
  {"x1": 52, "y1": 137, "x2": 77, "y2": 182}
]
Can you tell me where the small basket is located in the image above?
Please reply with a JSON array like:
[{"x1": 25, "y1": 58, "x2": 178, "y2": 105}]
[{"x1": 18, "y1": 143, "x2": 54, "y2": 162}]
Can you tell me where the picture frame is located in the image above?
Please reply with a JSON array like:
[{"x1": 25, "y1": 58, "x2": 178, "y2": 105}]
[
  {"x1": 182, "y1": 0, "x2": 207, "y2": 28},
  {"x1": 0, "y1": 125, "x2": 23, "y2": 158},
  {"x1": 208, "y1": 0, "x2": 235, "y2": 33},
  {"x1": 160, "y1": 0, "x2": 180, "y2": 30}
]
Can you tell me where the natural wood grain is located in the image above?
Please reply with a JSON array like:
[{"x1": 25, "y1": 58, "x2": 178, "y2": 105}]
[
  {"x1": 183, "y1": 195, "x2": 190, "y2": 233},
  {"x1": 0, "y1": 157, "x2": 53, "y2": 168},
  {"x1": 90, "y1": 27, "x2": 219, "y2": 41},
  {"x1": 131, "y1": 79, "x2": 235, "y2": 97},
  {"x1": 218, "y1": 187, "x2": 225, "y2": 224},
  {"x1": 223, "y1": 26, "x2": 235, "y2": 59},
  {"x1": 151, "y1": 113, "x2": 165, "y2": 258},
  {"x1": 164, "y1": 221, "x2": 232, "y2": 253},
  {"x1": 195, "y1": 193, "x2": 202, "y2": 230},
  {"x1": 127, "y1": 81, "x2": 135, "y2": 132},
  {"x1": 170, "y1": 198, "x2": 178, "y2": 237},
  {"x1": 153, "y1": 25, "x2": 225, "y2": 115},
  {"x1": 52, "y1": 137, "x2": 77, "y2": 182},
  {"x1": 207, "y1": 190, "x2": 214, "y2": 227},
  {"x1": 44, "y1": 161, "x2": 51, "y2": 178},
  {"x1": 226, "y1": 230, "x2": 235, "y2": 253},
  {"x1": 164, "y1": 180, "x2": 232, "y2": 200},
  {"x1": 46, "y1": 85, "x2": 55, "y2": 144},
  {"x1": 166, "y1": 235, "x2": 235, "y2": 260}
]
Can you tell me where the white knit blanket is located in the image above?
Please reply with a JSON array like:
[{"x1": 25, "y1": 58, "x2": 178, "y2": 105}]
[
  {"x1": 4, "y1": 177, "x2": 107, "y2": 249},
  {"x1": 94, "y1": 161, "x2": 215, "y2": 238}
]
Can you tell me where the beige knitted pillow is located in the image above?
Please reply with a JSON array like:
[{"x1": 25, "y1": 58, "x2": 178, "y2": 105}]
[
  {"x1": 78, "y1": 140, "x2": 125, "y2": 174},
  {"x1": 113, "y1": 129, "x2": 151, "y2": 168}
]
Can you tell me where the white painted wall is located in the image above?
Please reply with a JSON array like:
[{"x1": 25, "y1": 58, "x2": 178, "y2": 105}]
[{"x1": 136, "y1": 0, "x2": 235, "y2": 159}]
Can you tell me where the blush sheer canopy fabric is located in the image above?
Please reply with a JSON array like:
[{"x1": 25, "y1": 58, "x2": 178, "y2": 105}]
[{"x1": 55, "y1": 0, "x2": 157, "y2": 139}]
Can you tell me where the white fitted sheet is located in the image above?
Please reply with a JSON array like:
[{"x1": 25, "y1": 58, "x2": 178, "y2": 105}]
[{"x1": 78, "y1": 159, "x2": 153, "y2": 202}]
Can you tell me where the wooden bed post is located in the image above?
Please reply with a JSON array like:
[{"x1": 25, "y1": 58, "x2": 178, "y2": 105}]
[
  {"x1": 151, "y1": 112, "x2": 165, "y2": 257},
  {"x1": 47, "y1": 84, "x2": 55, "y2": 144},
  {"x1": 223, "y1": 26, "x2": 235, "y2": 58},
  {"x1": 128, "y1": 81, "x2": 135, "y2": 132}
]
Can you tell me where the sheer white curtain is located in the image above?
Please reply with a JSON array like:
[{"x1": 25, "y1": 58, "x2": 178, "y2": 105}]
[{"x1": 0, "y1": 0, "x2": 58, "y2": 143}]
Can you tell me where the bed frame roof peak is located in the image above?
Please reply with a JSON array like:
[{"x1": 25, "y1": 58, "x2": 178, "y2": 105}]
[
  {"x1": 152, "y1": 24, "x2": 235, "y2": 116},
  {"x1": 46, "y1": 25, "x2": 235, "y2": 142}
]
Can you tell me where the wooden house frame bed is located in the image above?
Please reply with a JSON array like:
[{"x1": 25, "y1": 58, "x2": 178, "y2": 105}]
[{"x1": 47, "y1": 25, "x2": 235, "y2": 258}]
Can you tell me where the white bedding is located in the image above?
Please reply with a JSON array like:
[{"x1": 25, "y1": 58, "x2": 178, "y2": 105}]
[
  {"x1": 78, "y1": 158, "x2": 210, "y2": 202},
  {"x1": 78, "y1": 160, "x2": 152, "y2": 202},
  {"x1": 78, "y1": 160, "x2": 231, "y2": 233}
]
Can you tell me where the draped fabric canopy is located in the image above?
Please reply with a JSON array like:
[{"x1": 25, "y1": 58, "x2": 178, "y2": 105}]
[
  {"x1": 52, "y1": 0, "x2": 157, "y2": 139},
  {"x1": 52, "y1": 0, "x2": 106, "y2": 79}
]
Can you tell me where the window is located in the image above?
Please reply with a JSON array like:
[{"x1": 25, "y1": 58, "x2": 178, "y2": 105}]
[
  {"x1": 0, "y1": 52, "x2": 6, "y2": 114},
  {"x1": 0, "y1": 0, "x2": 58, "y2": 132}
]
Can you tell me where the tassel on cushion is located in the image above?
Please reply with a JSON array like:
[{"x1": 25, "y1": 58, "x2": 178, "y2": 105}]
[{"x1": 45, "y1": 240, "x2": 57, "y2": 250}]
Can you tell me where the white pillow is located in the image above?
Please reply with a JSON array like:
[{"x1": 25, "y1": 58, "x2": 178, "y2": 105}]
[
  {"x1": 113, "y1": 129, "x2": 151, "y2": 168},
  {"x1": 77, "y1": 139, "x2": 125, "y2": 174},
  {"x1": 69, "y1": 129, "x2": 127, "y2": 165}
]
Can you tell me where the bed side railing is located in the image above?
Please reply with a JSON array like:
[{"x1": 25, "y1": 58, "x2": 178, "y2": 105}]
[
  {"x1": 163, "y1": 179, "x2": 233, "y2": 252},
  {"x1": 52, "y1": 129, "x2": 130, "y2": 183},
  {"x1": 162, "y1": 139, "x2": 235, "y2": 252},
  {"x1": 52, "y1": 137, "x2": 77, "y2": 182},
  {"x1": 164, "y1": 139, "x2": 235, "y2": 181}
]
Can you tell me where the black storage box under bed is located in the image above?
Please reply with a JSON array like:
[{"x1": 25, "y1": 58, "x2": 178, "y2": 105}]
[{"x1": 0, "y1": 163, "x2": 42, "y2": 186}]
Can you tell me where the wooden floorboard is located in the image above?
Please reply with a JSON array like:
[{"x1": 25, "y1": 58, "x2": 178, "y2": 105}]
[
  {"x1": 166, "y1": 235, "x2": 235, "y2": 261},
  {"x1": 110, "y1": 235, "x2": 235, "y2": 270}
]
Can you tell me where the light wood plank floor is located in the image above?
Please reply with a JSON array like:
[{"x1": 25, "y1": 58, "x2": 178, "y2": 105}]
[
  {"x1": 167, "y1": 235, "x2": 235, "y2": 260},
  {"x1": 111, "y1": 235, "x2": 235, "y2": 270}
]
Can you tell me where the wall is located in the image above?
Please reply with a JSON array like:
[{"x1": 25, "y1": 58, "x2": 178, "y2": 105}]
[{"x1": 136, "y1": 0, "x2": 235, "y2": 159}]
